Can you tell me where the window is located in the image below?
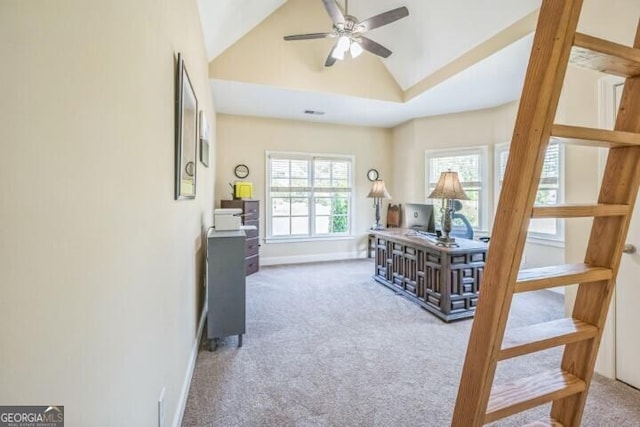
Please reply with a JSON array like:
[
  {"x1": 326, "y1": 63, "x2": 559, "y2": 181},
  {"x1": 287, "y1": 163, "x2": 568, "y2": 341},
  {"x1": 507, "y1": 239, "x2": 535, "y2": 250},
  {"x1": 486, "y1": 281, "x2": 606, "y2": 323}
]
[
  {"x1": 425, "y1": 147, "x2": 488, "y2": 230},
  {"x1": 495, "y1": 140, "x2": 564, "y2": 241},
  {"x1": 266, "y1": 152, "x2": 353, "y2": 240}
]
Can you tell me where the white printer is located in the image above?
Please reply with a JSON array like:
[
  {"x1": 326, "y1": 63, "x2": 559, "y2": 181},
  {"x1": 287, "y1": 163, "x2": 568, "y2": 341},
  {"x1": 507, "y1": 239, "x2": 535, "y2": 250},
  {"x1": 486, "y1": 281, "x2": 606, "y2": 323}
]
[{"x1": 214, "y1": 208, "x2": 243, "y2": 231}]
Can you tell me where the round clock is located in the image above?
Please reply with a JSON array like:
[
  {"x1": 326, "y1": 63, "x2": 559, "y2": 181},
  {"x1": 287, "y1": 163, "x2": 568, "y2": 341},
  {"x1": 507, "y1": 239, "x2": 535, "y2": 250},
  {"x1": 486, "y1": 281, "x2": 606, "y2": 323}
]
[
  {"x1": 367, "y1": 168, "x2": 379, "y2": 181},
  {"x1": 234, "y1": 164, "x2": 249, "y2": 179}
]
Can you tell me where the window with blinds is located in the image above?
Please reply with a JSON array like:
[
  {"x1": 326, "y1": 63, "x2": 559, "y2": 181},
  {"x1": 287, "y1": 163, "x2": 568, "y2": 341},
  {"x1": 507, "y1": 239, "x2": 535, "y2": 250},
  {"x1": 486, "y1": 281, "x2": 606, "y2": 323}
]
[
  {"x1": 267, "y1": 153, "x2": 353, "y2": 239},
  {"x1": 496, "y1": 140, "x2": 563, "y2": 240},
  {"x1": 425, "y1": 147, "x2": 487, "y2": 229}
]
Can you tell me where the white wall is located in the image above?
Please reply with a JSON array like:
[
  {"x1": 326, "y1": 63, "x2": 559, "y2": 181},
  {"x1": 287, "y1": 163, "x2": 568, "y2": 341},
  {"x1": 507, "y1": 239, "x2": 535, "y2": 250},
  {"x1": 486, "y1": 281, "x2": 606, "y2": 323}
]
[{"x1": 0, "y1": 1, "x2": 215, "y2": 425}]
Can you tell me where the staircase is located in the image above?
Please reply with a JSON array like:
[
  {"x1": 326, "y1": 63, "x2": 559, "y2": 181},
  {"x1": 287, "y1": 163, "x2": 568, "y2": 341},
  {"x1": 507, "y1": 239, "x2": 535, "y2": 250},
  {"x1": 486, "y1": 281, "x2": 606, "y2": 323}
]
[{"x1": 452, "y1": 1, "x2": 640, "y2": 426}]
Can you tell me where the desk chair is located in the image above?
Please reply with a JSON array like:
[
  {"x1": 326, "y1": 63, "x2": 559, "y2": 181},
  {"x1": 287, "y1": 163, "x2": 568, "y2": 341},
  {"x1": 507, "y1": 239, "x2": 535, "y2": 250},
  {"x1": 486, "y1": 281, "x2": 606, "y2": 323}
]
[
  {"x1": 449, "y1": 200, "x2": 474, "y2": 240},
  {"x1": 387, "y1": 203, "x2": 401, "y2": 228}
]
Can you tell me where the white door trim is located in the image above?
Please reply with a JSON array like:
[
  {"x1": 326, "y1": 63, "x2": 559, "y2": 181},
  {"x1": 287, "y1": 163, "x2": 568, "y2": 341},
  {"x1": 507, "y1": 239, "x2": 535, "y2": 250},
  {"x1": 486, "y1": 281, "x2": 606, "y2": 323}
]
[{"x1": 595, "y1": 75, "x2": 625, "y2": 379}]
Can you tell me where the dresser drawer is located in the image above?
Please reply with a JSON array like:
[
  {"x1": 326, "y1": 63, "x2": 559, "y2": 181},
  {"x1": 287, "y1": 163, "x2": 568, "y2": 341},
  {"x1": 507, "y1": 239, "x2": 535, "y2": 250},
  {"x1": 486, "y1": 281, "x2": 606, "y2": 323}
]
[
  {"x1": 246, "y1": 237, "x2": 259, "y2": 257},
  {"x1": 243, "y1": 201, "x2": 259, "y2": 221},
  {"x1": 246, "y1": 255, "x2": 259, "y2": 276},
  {"x1": 244, "y1": 220, "x2": 259, "y2": 238}
]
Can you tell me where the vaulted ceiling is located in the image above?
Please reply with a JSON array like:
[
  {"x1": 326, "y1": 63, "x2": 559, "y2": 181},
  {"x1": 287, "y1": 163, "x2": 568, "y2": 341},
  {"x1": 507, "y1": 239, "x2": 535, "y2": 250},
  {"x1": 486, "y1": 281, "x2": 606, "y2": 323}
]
[{"x1": 197, "y1": 0, "x2": 542, "y2": 127}]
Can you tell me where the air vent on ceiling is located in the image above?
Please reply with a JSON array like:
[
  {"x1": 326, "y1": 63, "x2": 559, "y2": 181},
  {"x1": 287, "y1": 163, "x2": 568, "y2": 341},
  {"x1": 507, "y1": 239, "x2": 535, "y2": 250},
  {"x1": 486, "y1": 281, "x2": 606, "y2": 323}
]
[{"x1": 304, "y1": 109, "x2": 325, "y2": 116}]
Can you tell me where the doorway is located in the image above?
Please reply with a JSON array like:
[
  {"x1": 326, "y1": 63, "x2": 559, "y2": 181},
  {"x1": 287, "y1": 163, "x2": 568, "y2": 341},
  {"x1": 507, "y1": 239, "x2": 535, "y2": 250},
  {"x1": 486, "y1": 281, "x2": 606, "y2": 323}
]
[{"x1": 599, "y1": 76, "x2": 640, "y2": 390}]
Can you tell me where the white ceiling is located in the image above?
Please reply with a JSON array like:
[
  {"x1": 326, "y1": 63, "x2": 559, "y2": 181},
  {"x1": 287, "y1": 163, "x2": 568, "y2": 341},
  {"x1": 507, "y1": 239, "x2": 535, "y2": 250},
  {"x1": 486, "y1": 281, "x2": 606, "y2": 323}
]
[{"x1": 197, "y1": 0, "x2": 542, "y2": 128}]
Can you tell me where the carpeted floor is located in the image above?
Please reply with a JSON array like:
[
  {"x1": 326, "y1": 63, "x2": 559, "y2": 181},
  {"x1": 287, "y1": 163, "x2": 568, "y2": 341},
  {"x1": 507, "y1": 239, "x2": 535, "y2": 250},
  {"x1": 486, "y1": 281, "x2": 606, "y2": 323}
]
[{"x1": 182, "y1": 259, "x2": 640, "y2": 427}]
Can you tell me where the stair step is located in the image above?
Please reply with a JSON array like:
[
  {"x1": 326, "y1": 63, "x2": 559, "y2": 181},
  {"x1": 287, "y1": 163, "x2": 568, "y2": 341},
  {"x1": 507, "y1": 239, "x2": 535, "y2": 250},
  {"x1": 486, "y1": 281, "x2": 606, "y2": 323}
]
[
  {"x1": 500, "y1": 318, "x2": 598, "y2": 360},
  {"x1": 532, "y1": 203, "x2": 630, "y2": 218},
  {"x1": 522, "y1": 417, "x2": 564, "y2": 427},
  {"x1": 485, "y1": 369, "x2": 586, "y2": 423},
  {"x1": 516, "y1": 263, "x2": 612, "y2": 293},
  {"x1": 551, "y1": 124, "x2": 640, "y2": 147},
  {"x1": 571, "y1": 32, "x2": 640, "y2": 77}
]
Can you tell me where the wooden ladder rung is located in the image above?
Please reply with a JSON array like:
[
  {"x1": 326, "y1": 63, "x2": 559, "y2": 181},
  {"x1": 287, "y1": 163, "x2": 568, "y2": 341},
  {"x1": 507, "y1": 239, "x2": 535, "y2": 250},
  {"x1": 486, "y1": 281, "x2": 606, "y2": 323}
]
[
  {"x1": 522, "y1": 417, "x2": 565, "y2": 427},
  {"x1": 500, "y1": 318, "x2": 598, "y2": 360},
  {"x1": 532, "y1": 203, "x2": 630, "y2": 218},
  {"x1": 571, "y1": 32, "x2": 640, "y2": 77},
  {"x1": 516, "y1": 263, "x2": 612, "y2": 293},
  {"x1": 551, "y1": 124, "x2": 640, "y2": 147},
  {"x1": 485, "y1": 369, "x2": 586, "y2": 424}
]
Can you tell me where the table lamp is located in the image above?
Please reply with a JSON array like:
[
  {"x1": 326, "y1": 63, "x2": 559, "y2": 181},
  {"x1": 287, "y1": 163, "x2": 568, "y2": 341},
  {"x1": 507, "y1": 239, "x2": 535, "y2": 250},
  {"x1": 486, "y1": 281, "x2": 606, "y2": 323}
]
[
  {"x1": 367, "y1": 179, "x2": 391, "y2": 230},
  {"x1": 427, "y1": 171, "x2": 469, "y2": 247}
]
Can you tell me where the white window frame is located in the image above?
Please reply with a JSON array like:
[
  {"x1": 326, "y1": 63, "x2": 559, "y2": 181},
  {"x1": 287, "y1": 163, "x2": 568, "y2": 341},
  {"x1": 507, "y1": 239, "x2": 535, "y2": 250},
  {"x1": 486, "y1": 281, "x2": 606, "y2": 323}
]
[
  {"x1": 265, "y1": 151, "x2": 355, "y2": 243},
  {"x1": 425, "y1": 146, "x2": 489, "y2": 231},
  {"x1": 495, "y1": 140, "x2": 565, "y2": 245}
]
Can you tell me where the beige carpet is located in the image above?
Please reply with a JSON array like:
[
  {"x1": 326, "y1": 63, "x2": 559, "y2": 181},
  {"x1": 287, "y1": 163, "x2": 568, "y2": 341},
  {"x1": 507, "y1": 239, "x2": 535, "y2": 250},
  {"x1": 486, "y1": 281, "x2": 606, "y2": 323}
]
[{"x1": 182, "y1": 259, "x2": 640, "y2": 427}]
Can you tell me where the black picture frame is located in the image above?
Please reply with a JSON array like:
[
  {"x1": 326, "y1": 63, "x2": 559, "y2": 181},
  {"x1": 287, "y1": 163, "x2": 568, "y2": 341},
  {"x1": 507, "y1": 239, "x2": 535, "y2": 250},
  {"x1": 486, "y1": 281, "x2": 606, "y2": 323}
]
[
  {"x1": 175, "y1": 53, "x2": 198, "y2": 200},
  {"x1": 199, "y1": 110, "x2": 210, "y2": 167}
]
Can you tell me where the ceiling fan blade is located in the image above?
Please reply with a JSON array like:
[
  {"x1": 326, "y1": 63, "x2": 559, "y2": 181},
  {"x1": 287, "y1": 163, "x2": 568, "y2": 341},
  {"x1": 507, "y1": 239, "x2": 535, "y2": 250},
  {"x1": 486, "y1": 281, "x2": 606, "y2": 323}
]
[
  {"x1": 284, "y1": 32, "x2": 334, "y2": 41},
  {"x1": 321, "y1": 0, "x2": 345, "y2": 26},
  {"x1": 358, "y1": 7, "x2": 409, "y2": 32},
  {"x1": 358, "y1": 36, "x2": 392, "y2": 58},
  {"x1": 325, "y1": 45, "x2": 338, "y2": 67}
]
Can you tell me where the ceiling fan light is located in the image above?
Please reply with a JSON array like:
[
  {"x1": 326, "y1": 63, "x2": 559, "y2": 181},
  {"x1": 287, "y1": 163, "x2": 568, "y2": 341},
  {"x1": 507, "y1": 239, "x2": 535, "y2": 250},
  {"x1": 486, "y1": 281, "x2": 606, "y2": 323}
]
[
  {"x1": 336, "y1": 36, "x2": 350, "y2": 52},
  {"x1": 331, "y1": 48, "x2": 345, "y2": 60},
  {"x1": 350, "y1": 41, "x2": 363, "y2": 58}
]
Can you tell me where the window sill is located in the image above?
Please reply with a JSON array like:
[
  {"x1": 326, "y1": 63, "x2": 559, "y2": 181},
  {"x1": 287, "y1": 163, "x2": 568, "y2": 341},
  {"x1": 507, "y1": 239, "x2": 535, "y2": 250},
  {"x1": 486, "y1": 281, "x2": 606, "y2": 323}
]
[
  {"x1": 265, "y1": 236, "x2": 355, "y2": 244},
  {"x1": 526, "y1": 236, "x2": 565, "y2": 248}
]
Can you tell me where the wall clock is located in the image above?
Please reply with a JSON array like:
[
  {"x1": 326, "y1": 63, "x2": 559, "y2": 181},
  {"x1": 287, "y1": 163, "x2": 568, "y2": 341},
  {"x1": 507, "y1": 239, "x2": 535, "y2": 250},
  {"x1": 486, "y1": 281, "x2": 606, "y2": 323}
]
[
  {"x1": 234, "y1": 164, "x2": 249, "y2": 179},
  {"x1": 367, "y1": 169, "x2": 379, "y2": 181}
]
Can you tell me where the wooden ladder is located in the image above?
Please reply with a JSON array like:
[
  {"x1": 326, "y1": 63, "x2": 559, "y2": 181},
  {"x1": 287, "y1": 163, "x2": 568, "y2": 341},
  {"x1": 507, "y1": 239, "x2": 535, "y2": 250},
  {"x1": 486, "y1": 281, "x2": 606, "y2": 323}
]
[{"x1": 452, "y1": 1, "x2": 640, "y2": 426}]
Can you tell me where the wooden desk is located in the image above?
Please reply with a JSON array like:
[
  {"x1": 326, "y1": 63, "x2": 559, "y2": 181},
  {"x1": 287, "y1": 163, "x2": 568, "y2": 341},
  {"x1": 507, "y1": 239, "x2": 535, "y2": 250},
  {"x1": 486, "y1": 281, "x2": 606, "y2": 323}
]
[{"x1": 370, "y1": 229, "x2": 488, "y2": 322}]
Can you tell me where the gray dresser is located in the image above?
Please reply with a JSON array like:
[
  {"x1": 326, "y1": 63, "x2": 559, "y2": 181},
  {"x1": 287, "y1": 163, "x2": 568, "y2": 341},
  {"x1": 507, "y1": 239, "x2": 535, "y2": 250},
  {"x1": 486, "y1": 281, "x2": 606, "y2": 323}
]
[
  {"x1": 206, "y1": 228, "x2": 246, "y2": 351},
  {"x1": 220, "y1": 199, "x2": 260, "y2": 275}
]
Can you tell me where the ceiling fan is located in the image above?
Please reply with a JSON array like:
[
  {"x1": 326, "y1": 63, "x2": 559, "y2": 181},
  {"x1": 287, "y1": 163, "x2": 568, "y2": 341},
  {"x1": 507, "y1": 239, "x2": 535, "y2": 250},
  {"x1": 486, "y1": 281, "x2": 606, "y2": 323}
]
[{"x1": 283, "y1": 0, "x2": 409, "y2": 67}]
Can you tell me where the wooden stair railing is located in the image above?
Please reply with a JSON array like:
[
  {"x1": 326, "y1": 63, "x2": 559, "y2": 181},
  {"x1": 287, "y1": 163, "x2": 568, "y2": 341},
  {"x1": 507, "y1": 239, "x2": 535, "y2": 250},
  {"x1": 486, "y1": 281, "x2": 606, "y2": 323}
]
[{"x1": 452, "y1": 1, "x2": 640, "y2": 426}]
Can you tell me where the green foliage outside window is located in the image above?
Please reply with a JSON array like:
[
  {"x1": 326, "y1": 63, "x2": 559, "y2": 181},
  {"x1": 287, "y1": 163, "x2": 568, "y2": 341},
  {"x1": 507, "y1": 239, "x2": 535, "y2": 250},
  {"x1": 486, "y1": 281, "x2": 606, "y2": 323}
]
[{"x1": 331, "y1": 197, "x2": 348, "y2": 232}]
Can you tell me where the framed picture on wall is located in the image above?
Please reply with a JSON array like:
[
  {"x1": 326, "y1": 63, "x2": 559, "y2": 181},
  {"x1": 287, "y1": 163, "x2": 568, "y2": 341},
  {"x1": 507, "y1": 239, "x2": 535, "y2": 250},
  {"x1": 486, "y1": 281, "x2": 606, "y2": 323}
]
[
  {"x1": 199, "y1": 110, "x2": 210, "y2": 167},
  {"x1": 175, "y1": 53, "x2": 198, "y2": 200}
]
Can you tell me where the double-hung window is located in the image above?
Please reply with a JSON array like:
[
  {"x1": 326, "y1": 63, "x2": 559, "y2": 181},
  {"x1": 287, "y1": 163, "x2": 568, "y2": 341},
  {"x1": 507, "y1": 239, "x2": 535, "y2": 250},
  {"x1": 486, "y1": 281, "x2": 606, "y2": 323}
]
[
  {"x1": 425, "y1": 147, "x2": 488, "y2": 230},
  {"x1": 266, "y1": 152, "x2": 353, "y2": 240},
  {"x1": 495, "y1": 140, "x2": 564, "y2": 242}
]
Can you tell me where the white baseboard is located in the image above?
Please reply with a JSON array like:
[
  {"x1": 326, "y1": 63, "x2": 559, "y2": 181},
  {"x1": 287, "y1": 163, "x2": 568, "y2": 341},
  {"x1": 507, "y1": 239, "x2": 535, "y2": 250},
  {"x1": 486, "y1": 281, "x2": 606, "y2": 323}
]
[
  {"x1": 261, "y1": 251, "x2": 367, "y2": 266},
  {"x1": 173, "y1": 304, "x2": 207, "y2": 427}
]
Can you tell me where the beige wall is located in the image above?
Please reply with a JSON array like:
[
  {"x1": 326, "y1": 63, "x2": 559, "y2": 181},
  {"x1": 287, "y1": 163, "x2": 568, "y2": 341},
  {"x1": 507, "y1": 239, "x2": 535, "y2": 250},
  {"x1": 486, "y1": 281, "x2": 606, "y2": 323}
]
[
  {"x1": 218, "y1": 103, "x2": 567, "y2": 269},
  {"x1": 210, "y1": 0, "x2": 402, "y2": 102},
  {"x1": 0, "y1": 1, "x2": 215, "y2": 426},
  {"x1": 215, "y1": 114, "x2": 392, "y2": 263},
  {"x1": 392, "y1": 106, "x2": 503, "y2": 210},
  {"x1": 390, "y1": 103, "x2": 564, "y2": 269}
]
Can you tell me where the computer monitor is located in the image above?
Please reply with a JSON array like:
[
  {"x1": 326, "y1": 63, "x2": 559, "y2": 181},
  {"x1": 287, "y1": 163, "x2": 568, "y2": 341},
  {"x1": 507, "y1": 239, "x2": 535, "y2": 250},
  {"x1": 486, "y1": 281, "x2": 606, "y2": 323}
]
[{"x1": 404, "y1": 203, "x2": 436, "y2": 233}]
